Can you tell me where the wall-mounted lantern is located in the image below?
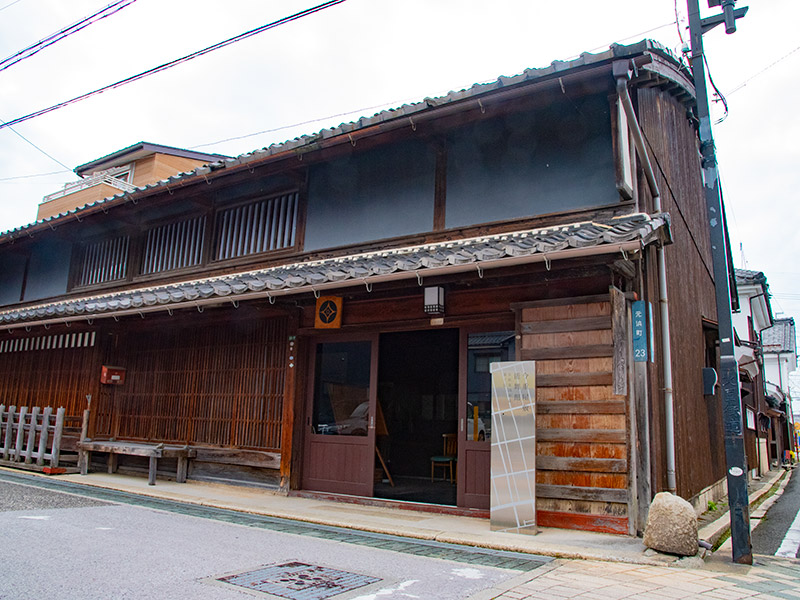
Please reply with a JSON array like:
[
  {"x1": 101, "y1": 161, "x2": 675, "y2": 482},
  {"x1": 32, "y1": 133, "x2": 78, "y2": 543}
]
[{"x1": 423, "y1": 286, "x2": 445, "y2": 315}]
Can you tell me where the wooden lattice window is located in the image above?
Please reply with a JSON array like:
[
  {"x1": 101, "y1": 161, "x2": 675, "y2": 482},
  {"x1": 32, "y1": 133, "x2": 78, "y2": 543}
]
[
  {"x1": 77, "y1": 235, "x2": 129, "y2": 287},
  {"x1": 214, "y1": 192, "x2": 298, "y2": 261},
  {"x1": 141, "y1": 215, "x2": 206, "y2": 275}
]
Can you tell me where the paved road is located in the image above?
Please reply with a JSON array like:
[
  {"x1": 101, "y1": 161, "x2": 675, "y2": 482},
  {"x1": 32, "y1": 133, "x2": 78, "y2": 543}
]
[
  {"x1": 752, "y1": 468, "x2": 800, "y2": 558},
  {"x1": 0, "y1": 471, "x2": 547, "y2": 600}
]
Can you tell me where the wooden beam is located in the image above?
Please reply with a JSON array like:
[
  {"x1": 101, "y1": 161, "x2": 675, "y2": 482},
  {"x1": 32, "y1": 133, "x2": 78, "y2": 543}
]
[
  {"x1": 611, "y1": 286, "x2": 628, "y2": 396},
  {"x1": 521, "y1": 345, "x2": 613, "y2": 361},
  {"x1": 538, "y1": 400, "x2": 626, "y2": 415},
  {"x1": 537, "y1": 510, "x2": 629, "y2": 535},
  {"x1": 536, "y1": 483, "x2": 628, "y2": 503},
  {"x1": 536, "y1": 456, "x2": 628, "y2": 473},
  {"x1": 511, "y1": 294, "x2": 611, "y2": 311},
  {"x1": 537, "y1": 428, "x2": 627, "y2": 443},
  {"x1": 519, "y1": 316, "x2": 612, "y2": 334},
  {"x1": 537, "y1": 372, "x2": 613, "y2": 387}
]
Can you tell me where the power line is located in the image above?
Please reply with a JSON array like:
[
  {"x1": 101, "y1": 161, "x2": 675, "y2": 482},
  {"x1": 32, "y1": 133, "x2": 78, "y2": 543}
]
[
  {"x1": 0, "y1": 169, "x2": 70, "y2": 182},
  {"x1": 191, "y1": 99, "x2": 412, "y2": 149},
  {"x1": 0, "y1": 117, "x2": 72, "y2": 171},
  {"x1": 727, "y1": 45, "x2": 800, "y2": 96},
  {"x1": 0, "y1": 0, "x2": 347, "y2": 132},
  {"x1": 0, "y1": 0, "x2": 24, "y2": 12},
  {"x1": 0, "y1": 0, "x2": 138, "y2": 73}
]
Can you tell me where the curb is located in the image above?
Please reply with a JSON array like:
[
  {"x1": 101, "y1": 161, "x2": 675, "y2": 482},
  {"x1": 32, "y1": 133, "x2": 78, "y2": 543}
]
[{"x1": 698, "y1": 467, "x2": 792, "y2": 548}]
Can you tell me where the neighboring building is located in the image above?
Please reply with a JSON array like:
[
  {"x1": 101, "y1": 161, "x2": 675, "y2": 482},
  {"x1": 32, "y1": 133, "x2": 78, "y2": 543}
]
[
  {"x1": 0, "y1": 40, "x2": 733, "y2": 536},
  {"x1": 37, "y1": 142, "x2": 229, "y2": 221},
  {"x1": 733, "y1": 269, "x2": 773, "y2": 477},
  {"x1": 761, "y1": 317, "x2": 797, "y2": 463}
]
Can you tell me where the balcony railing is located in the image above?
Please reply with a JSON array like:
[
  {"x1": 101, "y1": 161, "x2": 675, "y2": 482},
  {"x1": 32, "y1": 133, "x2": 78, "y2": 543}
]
[{"x1": 40, "y1": 166, "x2": 137, "y2": 205}]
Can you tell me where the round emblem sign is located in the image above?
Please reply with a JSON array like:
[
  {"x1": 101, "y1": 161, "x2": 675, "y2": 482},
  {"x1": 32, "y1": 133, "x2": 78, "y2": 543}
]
[{"x1": 318, "y1": 299, "x2": 339, "y2": 324}]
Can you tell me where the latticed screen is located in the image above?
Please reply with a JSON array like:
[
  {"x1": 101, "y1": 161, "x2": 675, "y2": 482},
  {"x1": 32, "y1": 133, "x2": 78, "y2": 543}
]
[
  {"x1": 141, "y1": 215, "x2": 206, "y2": 275},
  {"x1": 214, "y1": 192, "x2": 298, "y2": 261},
  {"x1": 78, "y1": 235, "x2": 129, "y2": 287}
]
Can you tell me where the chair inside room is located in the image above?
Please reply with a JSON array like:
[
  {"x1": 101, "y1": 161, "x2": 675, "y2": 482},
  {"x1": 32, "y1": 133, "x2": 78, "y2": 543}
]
[{"x1": 430, "y1": 432, "x2": 457, "y2": 483}]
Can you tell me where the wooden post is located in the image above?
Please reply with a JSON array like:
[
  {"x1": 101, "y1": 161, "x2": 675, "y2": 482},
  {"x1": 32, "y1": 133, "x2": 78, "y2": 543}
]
[
  {"x1": 50, "y1": 408, "x2": 65, "y2": 468},
  {"x1": 78, "y1": 395, "x2": 91, "y2": 475},
  {"x1": 24, "y1": 406, "x2": 40, "y2": 464},
  {"x1": 176, "y1": 455, "x2": 188, "y2": 483},
  {"x1": 14, "y1": 406, "x2": 28, "y2": 462},
  {"x1": 0, "y1": 405, "x2": 5, "y2": 456},
  {"x1": 107, "y1": 453, "x2": 118, "y2": 474},
  {"x1": 2, "y1": 406, "x2": 15, "y2": 460},
  {"x1": 148, "y1": 455, "x2": 157, "y2": 485},
  {"x1": 36, "y1": 406, "x2": 52, "y2": 466}
]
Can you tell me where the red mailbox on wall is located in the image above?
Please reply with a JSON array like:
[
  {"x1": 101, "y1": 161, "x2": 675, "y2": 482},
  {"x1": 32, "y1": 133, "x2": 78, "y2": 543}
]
[{"x1": 100, "y1": 365, "x2": 126, "y2": 385}]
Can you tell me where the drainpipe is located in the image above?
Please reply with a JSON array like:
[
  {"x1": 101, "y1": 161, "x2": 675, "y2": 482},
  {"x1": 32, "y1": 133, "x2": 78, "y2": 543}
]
[{"x1": 614, "y1": 60, "x2": 677, "y2": 494}]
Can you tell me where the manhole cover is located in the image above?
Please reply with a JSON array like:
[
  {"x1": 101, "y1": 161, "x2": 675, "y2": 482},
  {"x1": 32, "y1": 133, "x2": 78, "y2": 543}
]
[{"x1": 218, "y1": 562, "x2": 381, "y2": 599}]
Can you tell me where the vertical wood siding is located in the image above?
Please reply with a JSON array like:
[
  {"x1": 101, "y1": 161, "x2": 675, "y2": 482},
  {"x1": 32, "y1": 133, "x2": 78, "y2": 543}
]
[
  {"x1": 214, "y1": 193, "x2": 298, "y2": 261},
  {"x1": 95, "y1": 317, "x2": 288, "y2": 450},
  {"x1": 0, "y1": 329, "x2": 101, "y2": 424},
  {"x1": 141, "y1": 215, "x2": 206, "y2": 275},
  {"x1": 517, "y1": 294, "x2": 630, "y2": 534},
  {"x1": 78, "y1": 235, "x2": 130, "y2": 287},
  {"x1": 637, "y1": 87, "x2": 725, "y2": 499}
]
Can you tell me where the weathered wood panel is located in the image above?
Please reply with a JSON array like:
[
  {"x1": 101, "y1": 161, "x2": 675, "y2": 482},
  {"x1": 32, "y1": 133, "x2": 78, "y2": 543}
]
[
  {"x1": 516, "y1": 292, "x2": 630, "y2": 534},
  {"x1": 638, "y1": 87, "x2": 724, "y2": 499}
]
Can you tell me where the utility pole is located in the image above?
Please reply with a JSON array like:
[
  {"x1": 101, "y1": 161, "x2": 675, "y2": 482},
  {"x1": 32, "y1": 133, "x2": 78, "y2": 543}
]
[{"x1": 686, "y1": 0, "x2": 751, "y2": 564}]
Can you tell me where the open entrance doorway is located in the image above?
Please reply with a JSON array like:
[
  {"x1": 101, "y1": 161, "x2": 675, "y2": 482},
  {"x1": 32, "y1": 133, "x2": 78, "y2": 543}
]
[{"x1": 374, "y1": 329, "x2": 459, "y2": 505}]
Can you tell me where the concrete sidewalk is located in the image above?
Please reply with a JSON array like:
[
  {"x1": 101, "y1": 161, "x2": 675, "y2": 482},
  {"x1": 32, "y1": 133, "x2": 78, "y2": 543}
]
[{"x1": 6, "y1": 464, "x2": 790, "y2": 567}]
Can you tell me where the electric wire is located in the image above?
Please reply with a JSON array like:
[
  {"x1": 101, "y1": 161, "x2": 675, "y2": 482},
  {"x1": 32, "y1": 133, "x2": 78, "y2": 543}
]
[
  {"x1": 727, "y1": 45, "x2": 800, "y2": 96},
  {"x1": 0, "y1": 0, "x2": 347, "y2": 132},
  {"x1": 704, "y1": 54, "x2": 729, "y2": 124},
  {"x1": 0, "y1": 117, "x2": 72, "y2": 171},
  {"x1": 0, "y1": 169, "x2": 70, "y2": 182},
  {"x1": 0, "y1": 0, "x2": 137, "y2": 73},
  {"x1": 0, "y1": 0, "x2": 24, "y2": 12}
]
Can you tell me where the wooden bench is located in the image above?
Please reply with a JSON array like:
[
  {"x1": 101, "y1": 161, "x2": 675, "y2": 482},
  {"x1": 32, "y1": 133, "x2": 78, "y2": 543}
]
[{"x1": 77, "y1": 440, "x2": 196, "y2": 485}]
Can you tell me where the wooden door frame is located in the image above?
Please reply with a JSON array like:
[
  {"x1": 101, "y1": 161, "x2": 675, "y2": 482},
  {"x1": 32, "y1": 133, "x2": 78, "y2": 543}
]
[
  {"x1": 456, "y1": 319, "x2": 515, "y2": 508},
  {"x1": 301, "y1": 332, "x2": 379, "y2": 497}
]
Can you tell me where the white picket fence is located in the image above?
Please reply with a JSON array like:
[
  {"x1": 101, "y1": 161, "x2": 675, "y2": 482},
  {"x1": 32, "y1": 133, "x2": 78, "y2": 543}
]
[{"x1": 0, "y1": 404, "x2": 65, "y2": 469}]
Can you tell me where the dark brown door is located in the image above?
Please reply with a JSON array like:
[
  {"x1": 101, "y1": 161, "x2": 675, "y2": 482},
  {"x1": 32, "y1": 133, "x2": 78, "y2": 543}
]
[
  {"x1": 457, "y1": 327, "x2": 517, "y2": 509},
  {"x1": 302, "y1": 335, "x2": 378, "y2": 497}
]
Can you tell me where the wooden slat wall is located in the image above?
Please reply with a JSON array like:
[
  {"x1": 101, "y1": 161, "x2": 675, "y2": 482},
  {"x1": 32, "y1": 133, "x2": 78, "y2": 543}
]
[
  {"x1": 637, "y1": 87, "x2": 724, "y2": 499},
  {"x1": 516, "y1": 294, "x2": 629, "y2": 534},
  {"x1": 96, "y1": 317, "x2": 288, "y2": 450},
  {"x1": 0, "y1": 329, "x2": 101, "y2": 426}
]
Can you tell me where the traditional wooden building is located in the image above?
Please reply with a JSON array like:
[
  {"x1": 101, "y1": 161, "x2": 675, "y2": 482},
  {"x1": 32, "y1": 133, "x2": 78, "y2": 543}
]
[{"x1": 0, "y1": 40, "x2": 729, "y2": 535}]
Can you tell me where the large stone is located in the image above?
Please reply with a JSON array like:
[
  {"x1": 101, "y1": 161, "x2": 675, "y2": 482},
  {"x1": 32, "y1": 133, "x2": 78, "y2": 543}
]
[{"x1": 643, "y1": 492, "x2": 699, "y2": 556}]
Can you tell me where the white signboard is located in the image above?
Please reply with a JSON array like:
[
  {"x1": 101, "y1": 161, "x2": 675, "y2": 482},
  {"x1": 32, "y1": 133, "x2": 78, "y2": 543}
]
[{"x1": 490, "y1": 361, "x2": 537, "y2": 534}]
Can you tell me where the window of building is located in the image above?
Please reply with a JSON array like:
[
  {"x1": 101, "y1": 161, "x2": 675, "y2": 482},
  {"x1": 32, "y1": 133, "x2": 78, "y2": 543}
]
[
  {"x1": 76, "y1": 235, "x2": 129, "y2": 287},
  {"x1": 141, "y1": 215, "x2": 206, "y2": 275},
  {"x1": 214, "y1": 192, "x2": 299, "y2": 261}
]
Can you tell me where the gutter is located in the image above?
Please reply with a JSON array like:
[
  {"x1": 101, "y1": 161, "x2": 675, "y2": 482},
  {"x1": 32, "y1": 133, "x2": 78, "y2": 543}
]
[
  {"x1": 0, "y1": 240, "x2": 644, "y2": 332},
  {"x1": 614, "y1": 60, "x2": 678, "y2": 494}
]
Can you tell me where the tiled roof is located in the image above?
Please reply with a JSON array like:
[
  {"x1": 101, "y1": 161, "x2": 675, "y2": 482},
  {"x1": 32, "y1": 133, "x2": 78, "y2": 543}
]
[
  {"x1": 1, "y1": 39, "x2": 686, "y2": 243},
  {"x1": 762, "y1": 318, "x2": 796, "y2": 355},
  {"x1": 0, "y1": 213, "x2": 669, "y2": 329},
  {"x1": 734, "y1": 268, "x2": 767, "y2": 286}
]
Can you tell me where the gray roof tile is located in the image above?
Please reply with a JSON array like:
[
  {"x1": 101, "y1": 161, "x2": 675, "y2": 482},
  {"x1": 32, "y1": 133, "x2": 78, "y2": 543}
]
[{"x1": 0, "y1": 213, "x2": 669, "y2": 328}]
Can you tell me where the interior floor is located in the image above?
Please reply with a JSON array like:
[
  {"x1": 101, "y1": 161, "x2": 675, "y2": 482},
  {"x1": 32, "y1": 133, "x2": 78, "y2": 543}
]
[{"x1": 374, "y1": 476, "x2": 457, "y2": 506}]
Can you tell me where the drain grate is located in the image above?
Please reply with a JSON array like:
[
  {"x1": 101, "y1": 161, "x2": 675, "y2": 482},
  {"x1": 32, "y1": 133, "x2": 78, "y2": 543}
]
[{"x1": 218, "y1": 562, "x2": 381, "y2": 599}]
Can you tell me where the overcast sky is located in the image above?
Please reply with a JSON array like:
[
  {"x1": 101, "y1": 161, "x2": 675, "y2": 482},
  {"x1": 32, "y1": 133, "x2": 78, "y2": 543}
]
[{"x1": 0, "y1": 0, "x2": 797, "y2": 393}]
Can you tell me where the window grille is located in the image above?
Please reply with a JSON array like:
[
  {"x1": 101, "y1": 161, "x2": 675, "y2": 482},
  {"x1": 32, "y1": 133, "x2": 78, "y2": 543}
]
[
  {"x1": 142, "y1": 215, "x2": 206, "y2": 275},
  {"x1": 78, "y1": 235, "x2": 129, "y2": 287},
  {"x1": 214, "y1": 192, "x2": 298, "y2": 261}
]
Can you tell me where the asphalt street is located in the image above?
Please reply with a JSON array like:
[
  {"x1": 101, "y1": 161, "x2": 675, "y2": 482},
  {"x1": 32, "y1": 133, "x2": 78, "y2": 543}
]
[
  {"x1": 752, "y1": 468, "x2": 800, "y2": 558},
  {"x1": 0, "y1": 471, "x2": 548, "y2": 600}
]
